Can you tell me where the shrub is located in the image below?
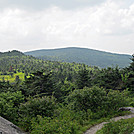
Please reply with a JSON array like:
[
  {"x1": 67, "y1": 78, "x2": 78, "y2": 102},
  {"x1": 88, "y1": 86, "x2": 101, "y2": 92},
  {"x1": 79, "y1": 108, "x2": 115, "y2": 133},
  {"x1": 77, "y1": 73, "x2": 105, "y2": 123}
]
[
  {"x1": 66, "y1": 86, "x2": 107, "y2": 112},
  {"x1": 104, "y1": 90, "x2": 128, "y2": 111},
  {"x1": 31, "y1": 108, "x2": 81, "y2": 134},
  {"x1": 0, "y1": 91, "x2": 24, "y2": 124},
  {"x1": 66, "y1": 86, "x2": 128, "y2": 118},
  {"x1": 19, "y1": 96, "x2": 57, "y2": 131}
]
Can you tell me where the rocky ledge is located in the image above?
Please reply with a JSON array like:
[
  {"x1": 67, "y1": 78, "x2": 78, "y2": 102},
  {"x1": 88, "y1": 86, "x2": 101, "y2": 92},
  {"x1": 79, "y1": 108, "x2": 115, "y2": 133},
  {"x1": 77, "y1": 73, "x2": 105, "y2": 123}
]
[
  {"x1": 118, "y1": 107, "x2": 134, "y2": 113},
  {"x1": 0, "y1": 116, "x2": 26, "y2": 134}
]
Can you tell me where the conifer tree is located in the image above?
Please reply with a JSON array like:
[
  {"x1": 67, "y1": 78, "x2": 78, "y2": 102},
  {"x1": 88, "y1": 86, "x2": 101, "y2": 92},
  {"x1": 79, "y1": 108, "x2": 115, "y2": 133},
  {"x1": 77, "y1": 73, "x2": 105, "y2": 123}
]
[
  {"x1": 125, "y1": 54, "x2": 134, "y2": 91},
  {"x1": 130, "y1": 54, "x2": 134, "y2": 71},
  {"x1": 76, "y1": 65, "x2": 91, "y2": 89},
  {"x1": 23, "y1": 71, "x2": 54, "y2": 97}
]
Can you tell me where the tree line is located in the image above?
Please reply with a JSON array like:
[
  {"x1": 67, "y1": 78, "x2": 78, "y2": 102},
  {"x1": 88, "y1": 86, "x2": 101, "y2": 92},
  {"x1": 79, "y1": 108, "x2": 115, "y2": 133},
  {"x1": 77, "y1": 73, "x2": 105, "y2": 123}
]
[{"x1": 0, "y1": 51, "x2": 134, "y2": 133}]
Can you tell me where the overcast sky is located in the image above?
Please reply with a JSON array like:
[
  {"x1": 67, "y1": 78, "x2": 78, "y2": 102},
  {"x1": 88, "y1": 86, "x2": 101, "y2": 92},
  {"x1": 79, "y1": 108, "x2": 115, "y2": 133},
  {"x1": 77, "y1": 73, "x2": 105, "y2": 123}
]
[{"x1": 0, "y1": 0, "x2": 134, "y2": 54}]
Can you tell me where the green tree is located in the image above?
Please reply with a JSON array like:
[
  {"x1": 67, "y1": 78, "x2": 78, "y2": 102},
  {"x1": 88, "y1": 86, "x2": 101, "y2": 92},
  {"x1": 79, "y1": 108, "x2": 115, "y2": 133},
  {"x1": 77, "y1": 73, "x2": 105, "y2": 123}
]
[
  {"x1": 125, "y1": 54, "x2": 134, "y2": 91},
  {"x1": 76, "y1": 65, "x2": 91, "y2": 89},
  {"x1": 0, "y1": 81, "x2": 11, "y2": 93},
  {"x1": 15, "y1": 75, "x2": 20, "y2": 83},
  {"x1": 129, "y1": 54, "x2": 134, "y2": 71},
  {"x1": 93, "y1": 67, "x2": 121, "y2": 90},
  {"x1": 22, "y1": 71, "x2": 55, "y2": 97}
]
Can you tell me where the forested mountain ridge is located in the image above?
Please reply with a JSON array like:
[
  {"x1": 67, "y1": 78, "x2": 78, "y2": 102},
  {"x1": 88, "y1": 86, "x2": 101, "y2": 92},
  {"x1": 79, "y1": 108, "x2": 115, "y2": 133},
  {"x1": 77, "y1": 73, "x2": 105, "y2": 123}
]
[
  {"x1": 0, "y1": 50, "x2": 94, "y2": 84},
  {"x1": 0, "y1": 50, "x2": 24, "y2": 57},
  {"x1": 25, "y1": 47, "x2": 131, "y2": 68}
]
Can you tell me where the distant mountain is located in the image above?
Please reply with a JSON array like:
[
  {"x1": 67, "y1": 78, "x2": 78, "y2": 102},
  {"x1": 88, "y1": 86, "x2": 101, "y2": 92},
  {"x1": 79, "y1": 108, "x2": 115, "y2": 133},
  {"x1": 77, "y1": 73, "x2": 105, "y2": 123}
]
[
  {"x1": 0, "y1": 50, "x2": 24, "y2": 57},
  {"x1": 25, "y1": 47, "x2": 131, "y2": 68}
]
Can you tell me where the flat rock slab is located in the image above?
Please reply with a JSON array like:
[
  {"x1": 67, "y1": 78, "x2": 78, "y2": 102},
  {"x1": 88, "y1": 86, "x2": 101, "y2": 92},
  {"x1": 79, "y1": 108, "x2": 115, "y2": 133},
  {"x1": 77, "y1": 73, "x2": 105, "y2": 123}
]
[{"x1": 0, "y1": 116, "x2": 26, "y2": 134}]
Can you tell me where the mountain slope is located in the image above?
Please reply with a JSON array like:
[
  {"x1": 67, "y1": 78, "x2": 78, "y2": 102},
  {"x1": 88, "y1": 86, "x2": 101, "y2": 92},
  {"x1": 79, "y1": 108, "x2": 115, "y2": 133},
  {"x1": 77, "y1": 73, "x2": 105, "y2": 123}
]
[
  {"x1": 25, "y1": 47, "x2": 131, "y2": 68},
  {"x1": 0, "y1": 50, "x2": 24, "y2": 57}
]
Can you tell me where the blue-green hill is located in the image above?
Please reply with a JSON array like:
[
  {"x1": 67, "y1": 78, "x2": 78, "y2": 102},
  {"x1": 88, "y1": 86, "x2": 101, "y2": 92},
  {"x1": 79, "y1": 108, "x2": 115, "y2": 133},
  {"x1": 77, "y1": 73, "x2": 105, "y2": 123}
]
[{"x1": 25, "y1": 47, "x2": 131, "y2": 68}]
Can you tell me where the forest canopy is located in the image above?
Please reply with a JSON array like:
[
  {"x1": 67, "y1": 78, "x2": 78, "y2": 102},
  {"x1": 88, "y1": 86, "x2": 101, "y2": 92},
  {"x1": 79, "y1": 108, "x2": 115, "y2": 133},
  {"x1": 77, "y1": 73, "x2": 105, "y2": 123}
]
[{"x1": 0, "y1": 50, "x2": 134, "y2": 134}]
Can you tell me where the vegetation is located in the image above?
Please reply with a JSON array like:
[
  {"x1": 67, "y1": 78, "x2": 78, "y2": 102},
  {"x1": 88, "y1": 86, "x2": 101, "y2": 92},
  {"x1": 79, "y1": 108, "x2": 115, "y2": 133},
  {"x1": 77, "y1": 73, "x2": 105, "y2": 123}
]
[
  {"x1": 96, "y1": 118, "x2": 134, "y2": 134},
  {"x1": 25, "y1": 47, "x2": 131, "y2": 68},
  {"x1": 0, "y1": 50, "x2": 134, "y2": 133},
  {"x1": 0, "y1": 72, "x2": 25, "y2": 83}
]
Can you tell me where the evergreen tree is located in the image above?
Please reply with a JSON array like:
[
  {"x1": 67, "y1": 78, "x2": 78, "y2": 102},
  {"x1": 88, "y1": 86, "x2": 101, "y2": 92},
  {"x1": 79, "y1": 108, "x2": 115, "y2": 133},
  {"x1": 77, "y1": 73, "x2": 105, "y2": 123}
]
[
  {"x1": 22, "y1": 71, "x2": 54, "y2": 97},
  {"x1": 76, "y1": 65, "x2": 91, "y2": 89},
  {"x1": 130, "y1": 54, "x2": 134, "y2": 71},
  {"x1": 125, "y1": 54, "x2": 134, "y2": 91},
  {"x1": 93, "y1": 67, "x2": 121, "y2": 90}
]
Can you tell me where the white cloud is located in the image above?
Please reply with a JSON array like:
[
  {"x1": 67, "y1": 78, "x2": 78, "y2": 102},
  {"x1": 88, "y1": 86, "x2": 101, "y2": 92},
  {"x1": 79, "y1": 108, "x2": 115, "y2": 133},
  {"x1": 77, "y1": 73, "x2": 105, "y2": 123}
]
[{"x1": 0, "y1": 0, "x2": 134, "y2": 54}]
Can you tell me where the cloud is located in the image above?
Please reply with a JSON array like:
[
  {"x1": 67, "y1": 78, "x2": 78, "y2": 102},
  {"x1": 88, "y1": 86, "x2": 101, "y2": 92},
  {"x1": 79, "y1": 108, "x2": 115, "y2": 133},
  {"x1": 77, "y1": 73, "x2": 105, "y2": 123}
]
[
  {"x1": 0, "y1": 0, "x2": 134, "y2": 54},
  {"x1": 0, "y1": 0, "x2": 106, "y2": 10}
]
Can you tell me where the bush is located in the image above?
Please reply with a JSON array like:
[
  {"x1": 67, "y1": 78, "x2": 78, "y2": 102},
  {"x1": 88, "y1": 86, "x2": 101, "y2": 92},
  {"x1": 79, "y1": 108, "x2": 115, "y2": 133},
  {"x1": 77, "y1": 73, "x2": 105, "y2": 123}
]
[
  {"x1": 104, "y1": 90, "x2": 128, "y2": 111},
  {"x1": 31, "y1": 108, "x2": 81, "y2": 134},
  {"x1": 0, "y1": 91, "x2": 24, "y2": 124},
  {"x1": 18, "y1": 96, "x2": 57, "y2": 131},
  {"x1": 66, "y1": 86, "x2": 107, "y2": 112},
  {"x1": 66, "y1": 86, "x2": 128, "y2": 118}
]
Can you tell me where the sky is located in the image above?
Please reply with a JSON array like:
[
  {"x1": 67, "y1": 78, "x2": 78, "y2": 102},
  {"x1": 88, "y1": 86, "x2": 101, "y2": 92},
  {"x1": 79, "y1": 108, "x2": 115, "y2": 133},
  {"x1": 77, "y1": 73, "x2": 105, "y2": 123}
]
[{"x1": 0, "y1": 0, "x2": 134, "y2": 54}]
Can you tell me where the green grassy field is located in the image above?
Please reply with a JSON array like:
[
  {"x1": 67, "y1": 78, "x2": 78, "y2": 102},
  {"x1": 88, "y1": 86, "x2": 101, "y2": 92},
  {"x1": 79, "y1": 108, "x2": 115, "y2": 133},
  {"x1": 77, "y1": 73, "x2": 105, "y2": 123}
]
[{"x1": 0, "y1": 72, "x2": 25, "y2": 83}]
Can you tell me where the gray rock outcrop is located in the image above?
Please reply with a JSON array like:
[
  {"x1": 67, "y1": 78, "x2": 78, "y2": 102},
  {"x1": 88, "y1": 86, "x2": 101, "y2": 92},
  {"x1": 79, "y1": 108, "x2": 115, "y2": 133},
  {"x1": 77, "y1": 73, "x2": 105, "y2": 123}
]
[
  {"x1": 0, "y1": 116, "x2": 26, "y2": 134},
  {"x1": 118, "y1": 107, "x2": 134, "y2": 113}
]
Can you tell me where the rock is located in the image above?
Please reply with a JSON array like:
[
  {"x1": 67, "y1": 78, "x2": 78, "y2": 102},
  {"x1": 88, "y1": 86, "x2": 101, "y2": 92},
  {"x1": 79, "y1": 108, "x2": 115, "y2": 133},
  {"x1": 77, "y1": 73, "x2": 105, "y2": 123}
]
[
  {"x1": 118, "y1": 107, "x2": 134, "y2": 113},
  {"x1": 0, "y1": 116, "x2": 26, "y2": 134}
]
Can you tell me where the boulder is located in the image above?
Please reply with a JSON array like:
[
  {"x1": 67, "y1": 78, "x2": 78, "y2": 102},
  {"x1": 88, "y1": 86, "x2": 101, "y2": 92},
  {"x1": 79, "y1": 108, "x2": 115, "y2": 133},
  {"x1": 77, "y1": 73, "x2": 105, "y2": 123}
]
[
  {"x1": 0, "y1": 116, "x2": 26, "y2": 134},
  {"x1": 118, "y1": 107, "x2": 134, "y2": 113}
]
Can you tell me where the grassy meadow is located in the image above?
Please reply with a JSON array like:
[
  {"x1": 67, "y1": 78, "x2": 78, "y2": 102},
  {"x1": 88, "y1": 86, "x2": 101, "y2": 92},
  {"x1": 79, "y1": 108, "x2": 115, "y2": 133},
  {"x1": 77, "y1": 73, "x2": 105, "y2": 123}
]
[{"x1": 0, "y1": 72, "x2": 25, "y2": 83}]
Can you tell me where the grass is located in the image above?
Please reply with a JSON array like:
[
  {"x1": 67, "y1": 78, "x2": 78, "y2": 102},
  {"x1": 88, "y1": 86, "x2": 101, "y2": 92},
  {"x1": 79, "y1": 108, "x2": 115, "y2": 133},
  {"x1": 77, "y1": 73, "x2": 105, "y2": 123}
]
[
  {"x1": 0, "y1": 72, "x2": 25, "y2": 83},
  {"x1": 96, "y1": 117, "x2": 134, "y2": 134},
  {"x1": 82, "y1": 111, "x2": 131, "y2": 134}
]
